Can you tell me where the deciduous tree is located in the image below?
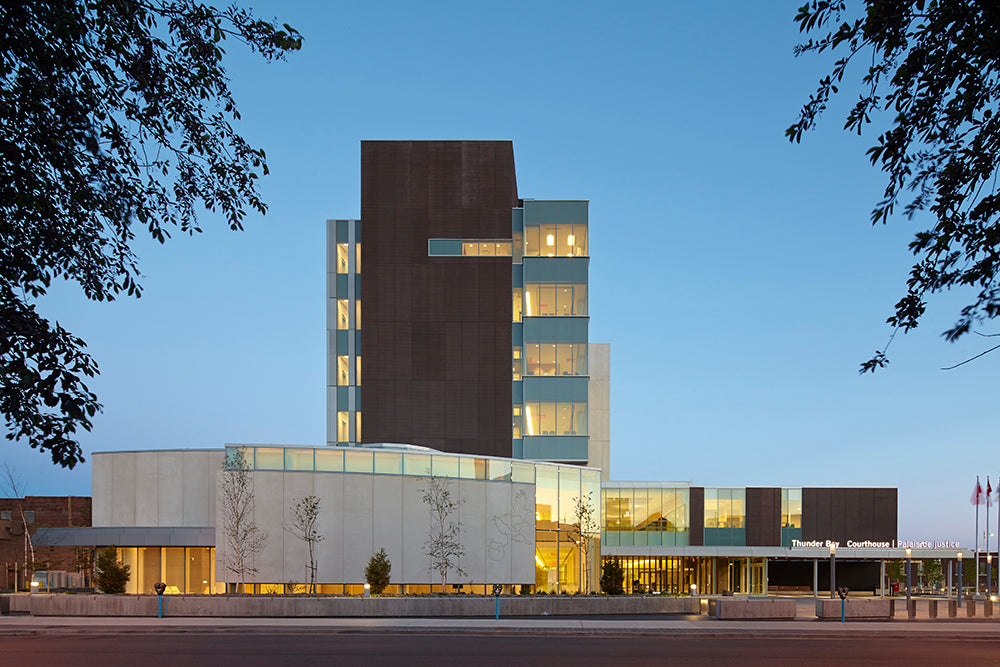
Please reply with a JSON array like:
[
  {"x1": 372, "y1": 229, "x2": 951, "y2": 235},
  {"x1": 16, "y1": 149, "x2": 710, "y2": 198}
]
[
  {"x1": 220, "y1": 448, "x2": 266, "y2": 592},
  {"x1": 420, "y1": 475, "x2": 465, "y2": 593},
  {"x1": 285, "y1": 495, "x2": 323, "y2": 594},
  {"x1": 788, "y1": 0, "x2": 1000, "y2": 370},
  {"x1": 1, "y1": 1, "x2": 301, "y2": 467}
]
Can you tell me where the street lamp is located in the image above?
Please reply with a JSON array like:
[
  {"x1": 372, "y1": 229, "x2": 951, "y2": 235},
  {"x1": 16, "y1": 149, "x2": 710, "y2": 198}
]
[
  {"x1": 989, "y1": 553, "x2": 994, "y2": 600},
  {"x1": 830, "y1": 544, "x2": 837, "y2": 600},
  {"x1": 958, "y1": 552, "x2": 964, "y2": 609},
  {"x1": 905, "y1": 548, "x2": 912, "y2": 615}
]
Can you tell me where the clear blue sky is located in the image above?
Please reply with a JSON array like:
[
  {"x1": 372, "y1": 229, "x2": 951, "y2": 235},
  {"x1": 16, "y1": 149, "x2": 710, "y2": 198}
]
[{"x1": 6, "y1": 1, "x2": 998, "y2": 546}]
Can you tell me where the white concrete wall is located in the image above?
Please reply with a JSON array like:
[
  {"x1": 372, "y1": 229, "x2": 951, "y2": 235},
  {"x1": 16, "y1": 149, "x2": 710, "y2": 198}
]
[
  {"x1": 215, "y1": 470, "x2": 536, "y2": 586},
  {"x1": 92, "y1": 450, "x2": 222, "y2": 527},
  {"x1": 588, "y1": 343, "x2": 611, "y2": 480}
]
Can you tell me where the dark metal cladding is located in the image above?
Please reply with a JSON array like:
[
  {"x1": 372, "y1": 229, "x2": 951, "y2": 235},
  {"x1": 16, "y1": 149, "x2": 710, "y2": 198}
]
[
  {"x1": 360, "y1": 141, "x2": 517, "y2": 457},
  {"x1": 745, "y1": 487, "x2": 781, "y2": 546}
]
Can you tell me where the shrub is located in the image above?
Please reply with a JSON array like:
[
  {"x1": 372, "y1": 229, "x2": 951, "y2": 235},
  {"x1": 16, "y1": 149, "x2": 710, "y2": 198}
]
[
  {"x1": 365, "y1": 547, "x2": 391, "y2": 595},
  {"x1": 95, "y1": 547, "x2": 130, "y2": 594},
  {"x1": 600, "y1": 559, "x2": 624, "y2": 595}
]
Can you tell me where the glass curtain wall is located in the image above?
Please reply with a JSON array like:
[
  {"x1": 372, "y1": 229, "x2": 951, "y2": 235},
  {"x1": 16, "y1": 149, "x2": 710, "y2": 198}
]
[
  {"x1": 115, "y1": 547, "x2": 224, "y2": 595},
  {"x1": 602, "y1": 486, "x2": 690, "y2": 547}
]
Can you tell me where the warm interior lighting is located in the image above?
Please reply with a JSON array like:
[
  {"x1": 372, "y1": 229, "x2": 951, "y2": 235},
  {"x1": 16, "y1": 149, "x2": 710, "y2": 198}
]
[
  {"x1": 546, "y1": 234, "x2": 554, "y2": 246},
  {"x1": 567, "y1": 234, "x2": 574, "y2": 245},
  {"x1": 535, "y1": 554, "x2": 546, "y2": 568},
  {"x1": 525, "y1": 290, "x2": 532, "y2": 317},
  {"x1": 525, "y1": 404, "x2": 534, "y2": 436}
]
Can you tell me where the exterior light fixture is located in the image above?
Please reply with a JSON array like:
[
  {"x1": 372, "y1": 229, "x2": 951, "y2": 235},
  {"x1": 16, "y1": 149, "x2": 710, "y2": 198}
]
[{"x1": 364, "y1": 582, "x2": 371, "y2": 598}]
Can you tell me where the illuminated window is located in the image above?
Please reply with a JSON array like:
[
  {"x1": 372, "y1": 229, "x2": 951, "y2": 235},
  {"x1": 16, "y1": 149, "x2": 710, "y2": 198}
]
[
  {"x1": 513, "y1": 405, "x2": 522, "y2": 438},
  {"x1": 355, "y1": 242, "x2": 361, "y2": 273},
  {"x1": 513, "y1": 288, "x2": 522, "y2": 322},
  {"x1": 356, "y1": 412, "x2": 361, "y2": 442},
  {"x1": 337, "y1": 411, "x2": 349, "y2": 441},
  {"x1": 337, "y1": 243, "x2": 350, "y2": 273},
  {"x1": 355, "y1": 299, "x2": 361, "y2": 330},
  {"x1": 781, "y1": 488, "x2": 802, "y2": 528},
  {"x1": 523, "y1": 224, "x2": 587, "y2": 257},
  {"x1": 337, "y1": 355, "x2": 350, "y2": 386},
  {"x1": 356, "y1": 356, "x2": 361, "y2": 385},
  {"x1": 522, "y1": 402, "x2": 587, "y2": 435},
  {"x1": 512, "y1": 346, "x2": 522, "y2": 381},
  {"x1": 463, "y1": 242, "x2": 478, "y2": 256},
  {"x1": 337, "y1": 299, "x2": 350, "y2": 330},
  {"x1": 524, "y1": 284, "x2": 587, "y2": 316},
  {"x1": 524, "y1": 343, "x2": 587, "y2": 376}
]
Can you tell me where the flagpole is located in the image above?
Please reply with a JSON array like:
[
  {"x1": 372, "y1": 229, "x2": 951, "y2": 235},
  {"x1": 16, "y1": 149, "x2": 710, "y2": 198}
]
[
  {"x1": 988, "y1": 476, "x2": 992, "y2": 598},
  {"x1": 976, "y1": 475, "x2": 981, "y2": 597}
]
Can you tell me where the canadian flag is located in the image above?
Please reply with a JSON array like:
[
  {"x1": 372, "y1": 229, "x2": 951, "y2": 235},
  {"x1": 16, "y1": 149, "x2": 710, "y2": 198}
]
[
  {"x1": 972, "y1": 478, "x2": 985, "y2": 506},
  {"x1": 989, "y1": 478, "x2": 994, "y2": 508}
]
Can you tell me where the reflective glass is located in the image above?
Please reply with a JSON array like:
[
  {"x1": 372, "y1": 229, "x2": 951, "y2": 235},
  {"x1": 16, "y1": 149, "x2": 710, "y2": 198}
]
[
  {"x1": 462, "y1": 242, "x2": 478, "y2": 256},
  {"x1": 488, "y1": 459, "x2": 512, "y2": 481},
  {"x1": 525, "y1": 225, "x2": 540, "y2": 256},
  {"x1": 337, "y1": 299, "x2": 350, "y2": 330},
  {"x1": 512, "y1": 461, "x2": 534, "y2": 484},
  {"x1": 337, "y1": 355, "x2": 350, "y2": 386},
  {"x1": 337, "y1": 243, "x2": 349, "y2": 273}
]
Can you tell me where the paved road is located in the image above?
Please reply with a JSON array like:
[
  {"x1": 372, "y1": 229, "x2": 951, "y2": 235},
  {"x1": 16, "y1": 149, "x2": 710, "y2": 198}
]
[{"x1": 5, "y1": 632, "x2": 1000, "y2": 666}]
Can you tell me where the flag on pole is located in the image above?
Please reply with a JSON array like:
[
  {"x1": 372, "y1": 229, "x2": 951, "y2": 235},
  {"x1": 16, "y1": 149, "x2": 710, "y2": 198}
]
[
  {"x1": 989, "y1": 478, "x2": 994, "y2": 508},
  {"x1": 972, "y1": 478, "x2": 985, "y2": 505}
]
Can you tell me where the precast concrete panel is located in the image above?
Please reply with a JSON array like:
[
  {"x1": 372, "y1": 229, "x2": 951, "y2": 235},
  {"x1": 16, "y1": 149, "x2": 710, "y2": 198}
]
[
  {"x1": 342, "y1": 474, "x2": 374, "y2": 582},
  {"x1": 312, "y1": 471, "x2": 345, "y2": 583},
  {"x1": 372, "y1": 475, "x2": 405, "y2": 575},
  {"x1": 401, "y1": 475, "x2": 431, "y2": 583},
  {"x1": 281, "y1": 471, "x2": 316, "y2": 586},
  {"x1": 133, "y1": 452, "x2": 159, "y2": 525},
  {"x1": 459, "y1": 478, "x2": 488, "y2": 584},
  {"x1": 111, "y1": 452, "x2": 136, "y2": 527},
  {"x1": 484, "y1": 480, "x2": 514, "y2": 584},
  {"x1": 156, "y1": 451, "x2": 184, "y2": 526},
  {"x1": 92, "y1": 454, "x2": 113, "y2": 526},
  {"x1": 253, "y1": 471, "x2": 287, "y2": 580}
]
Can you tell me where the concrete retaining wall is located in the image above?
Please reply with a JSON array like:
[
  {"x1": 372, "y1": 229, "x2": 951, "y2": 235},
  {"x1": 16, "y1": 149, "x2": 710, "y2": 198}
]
[
  {"x1": 25, "y1": 594, "x2": 700, "y2": 618},
  {"x1": 816, "y1": 598, "x2": 893, "y2": 620},
  {"x1": 708, "y1": 598, "x2": 796, "y2": 620}
]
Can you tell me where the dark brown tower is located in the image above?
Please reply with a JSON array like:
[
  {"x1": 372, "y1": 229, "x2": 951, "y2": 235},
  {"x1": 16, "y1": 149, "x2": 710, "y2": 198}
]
[{"x1": 359, "y1": 141, "x2": 518, "y2": 456}]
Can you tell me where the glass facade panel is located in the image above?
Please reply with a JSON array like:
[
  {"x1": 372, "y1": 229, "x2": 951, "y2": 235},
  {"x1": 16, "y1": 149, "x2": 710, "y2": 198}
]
[
  {"x1": 186, "y1": 547, "x2": 212, "y2": 594},
  {"x1": 344, "y1": 450, "x2": 373, "y2": 474},
  {"x1": 255, "y1": 447, "x2": 283, "y2": 470},
  {"x1": 337, "y1": 355, "x2": 350, "y2": 386},
  {"x1": 139, "y1": 547, "x2": 161, "y2": 594},
  {"x1": 314, "y1": 448, "x2": 344, "y2": 472},
  {"x1": 523, "y1": 223, "x2": 587, "y2": 257},
  {"x1": 337, "y1": 299, "x2": 350, "y2": 329},
  {"x1": 488, "y1": 459, "x2": 511, "y2": 481},
  {"x1": 403, "y1": 453, "x2": 431, "y2": 476},
  {"x1": 524, "y1": 284, "x2": 587, "y2": 317},
  {"x1": 337, "y1": 412, "x2": 349, "y2": 442},
  {"x1": 164, "y1": 547, "x2": 185, "y2": 594},
  {"x1": 285, "y1": 448, "x2": 314, "y2": 471},
  {"x1": 512, "y1": 461, "x2": 534, "y2": 483},
  {"x1": 336, "y1": 242, "x2": 349, "y2": 273},
  {"x1": 522, "y1": 402, "x2": 587, "y2": 436},
  {"x1": 513, "y1": 288, "x2": 522, "y2": 322},
  {"x1": 432, "y1": 455, "x2": 459, "y2": 478},
  {"x1": 373, "y1": 451, "x2": 401, "y2": 475},
  {"x1": 512, "y1": 346, "x2": 522, "y2": 380},
  {"x1": 462, "y1": 241, "x2": 478, "y2": 256}
]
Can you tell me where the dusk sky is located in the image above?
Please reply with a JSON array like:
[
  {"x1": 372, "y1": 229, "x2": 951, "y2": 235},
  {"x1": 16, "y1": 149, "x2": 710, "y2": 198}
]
[{"x1": 6, "y1": 1, "x2": 998, "y2": 546}]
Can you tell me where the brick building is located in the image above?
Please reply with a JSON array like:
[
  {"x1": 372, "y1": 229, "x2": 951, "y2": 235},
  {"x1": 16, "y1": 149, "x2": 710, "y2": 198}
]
[{"x1": 1, "y1": 495, "x2": 92, "y2": 590}]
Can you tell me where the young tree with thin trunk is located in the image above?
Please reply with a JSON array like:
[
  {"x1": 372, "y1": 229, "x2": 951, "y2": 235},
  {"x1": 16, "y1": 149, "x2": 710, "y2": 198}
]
[
  {"x1": 420, "y1": 475, "x2": 465, "y2": 593},
  {"x1": 220, "y1": 449, "x2": 266, "y2": 592},
  {"x1": 1, "y1": 463, "x2": 36, "y2": 589},
  {"x1": 573, "y1": 491, "x2": 599, "y2": 594},
  {"x1": 285, "y1": 495, "x2": 323, "y2": 594}
]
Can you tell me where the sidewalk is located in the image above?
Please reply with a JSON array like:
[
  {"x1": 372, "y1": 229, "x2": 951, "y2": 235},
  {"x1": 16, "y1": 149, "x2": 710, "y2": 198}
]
[{"x1": 4, "y1": 614, "x2": 1000, "y2": 639}]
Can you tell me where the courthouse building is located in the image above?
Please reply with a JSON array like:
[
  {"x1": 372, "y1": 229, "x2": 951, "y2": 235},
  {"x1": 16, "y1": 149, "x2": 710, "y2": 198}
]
[{"x1": 41, "y1": 141, "x2": 939, "y2": 596}]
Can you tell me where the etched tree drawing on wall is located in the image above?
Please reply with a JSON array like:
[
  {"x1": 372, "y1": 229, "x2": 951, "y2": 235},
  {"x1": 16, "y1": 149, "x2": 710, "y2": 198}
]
[
  {"x1": 285, "y1": 495, "x2": 323, "y2": 594},
  {"x1": 420, "y1": 474, "x2": 465, "y2": 593},
  {"x1": 221, "y1": 448, "x2": 267, "y2": 592},
  {"x1": 573, "y1": 491, "x2": 599, "y2": 594}
]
